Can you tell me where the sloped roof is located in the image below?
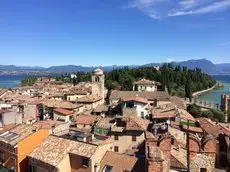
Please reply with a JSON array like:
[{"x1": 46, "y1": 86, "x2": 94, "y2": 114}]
[
  {"x1": 76, "y1": 95, "x2": 102, "y2": 103},
  {"x1": 177, "y1": 109, "x2": 195, "y2": 121},
  {"x1": 110, "y1": 90, "x2": 170, "y2": 101},
  {"x1": 42, "y1": 99, "x2": 83, "y2": 110},
  {"x1": 197, "y1": 118, "x2": 230, "y2": 137},
  {"x1": 53, "y1": 108, "x2": 74, "y2": 116},
  {"x1": 76, "y1": 115, "x2": 100, "y2": 125},
  {"x1": 122, "y1": 96, "x2": 148, "y2": 104},
  {"x1": 170, "y1": 96, "x2": 187, "y2": 110},
  {"x1": 28, "y1": 135, "x2": 98, "y2": 167},
  {"x1": 123, "y1": 116, "x2": 150, "y2": 131},
  {"x1": 99, "y1": 151, "x2": 141, "y2": 172},
  {"x1": 93, "y1": 104, "x2": 108, "y2": 113},
  {"x1": 152, "y1": 111, "x2": 176, "y2": 119}
]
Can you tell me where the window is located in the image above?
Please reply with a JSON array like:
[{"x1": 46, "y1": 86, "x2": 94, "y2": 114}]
[
  {"x1": 200, "y1": 168, "x2": 207, "y2": 172},
  {"x1": 132, "y1": 136, "x2": 137, "y2": 142},
  {"x1": 141, "y1": 112, "x2": 144, "y2": 118},
  {"x1": 114, "y1": 146, "x2": 119, "y2": 152},
  {"x1": 82, "y1": 158, "x2": 89, "y2": 167},
  {"x1": 103, "y1": 165, "x2": 113, "y2": 172},
  {"x1": 114, "y1": 135, "x2": 119, "y2": 141}
]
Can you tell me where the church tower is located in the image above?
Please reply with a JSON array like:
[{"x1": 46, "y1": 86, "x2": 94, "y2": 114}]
[{"x1": 91, "y1": 68, "x2": 105, "y2": 103}]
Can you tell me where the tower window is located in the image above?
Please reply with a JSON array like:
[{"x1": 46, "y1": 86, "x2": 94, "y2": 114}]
[{"x1": 95, "y1": 76, "x2": 100, "y2": 82}]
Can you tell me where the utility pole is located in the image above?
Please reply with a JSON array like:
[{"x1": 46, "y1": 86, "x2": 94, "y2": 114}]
[{"x1": 186, "y1": 120, "x2": 190, "y2": 172}]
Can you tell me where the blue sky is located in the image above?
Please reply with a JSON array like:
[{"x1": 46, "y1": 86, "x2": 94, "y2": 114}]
[{"x1": 0, "y1": 0, "x2": 230, "y2": 67}]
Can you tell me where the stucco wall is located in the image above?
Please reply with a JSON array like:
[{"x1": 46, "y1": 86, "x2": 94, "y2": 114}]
[
  {"x1": 24, "y1": 105, "x2": 37, "y2": 118},
  {"x1": 53, "y1": 113, "x2": 70, "y2": 122},
  {"x1": 112, "y1": 131, "x2": 145, "y2": 153},
  {"x1": 57, "y1": 154, "x2": 71, "y2": 172},
  {"x1": 17, "y1": 129, "x2": 49, "y2": 172},
  {"x1": 1, "y1": 111, "x2": 19, "y2": 125},
  {"x1": 137, "y1": 85, "x2": 157, "y2": 92}
]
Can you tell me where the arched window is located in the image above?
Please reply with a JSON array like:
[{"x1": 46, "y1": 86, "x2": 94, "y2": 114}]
[{"x1": 95, "y1": 76, "x2": 100, "y2": 82}]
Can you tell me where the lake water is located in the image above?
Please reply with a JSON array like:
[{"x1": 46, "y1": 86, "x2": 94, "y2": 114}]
[
  {"x1": 199, "y1": 75, "x2": 230, "y2": 105},
  {"x1": 0, "y1": 75, "x2": 25, "y2": 88}
]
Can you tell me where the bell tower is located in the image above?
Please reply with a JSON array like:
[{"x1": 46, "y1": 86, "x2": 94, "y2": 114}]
[{"x1": 91, "y1": 68, "x2": 105, "y2": 103}]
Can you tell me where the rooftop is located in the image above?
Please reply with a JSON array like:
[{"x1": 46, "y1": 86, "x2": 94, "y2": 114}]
[
  {"x1": 53, "y1": 108, "x2": 74, "y2": 116},
  {"x1": 96, "y1": 117, "x2": 114, "y2": 129},
  {"x1": 152, "y1": 111, "x2": 176, "y2": 119},
  {"x1": 123, "y1": 116, "x2": 150, "y2": 131},
  {"x1": 110, "y1": 90, "x2": 170, "y2": 101},
  {"x1": 197, "y1": 118, "x2": 230, "y2": 137},
  {"x1": 0, "y1": 124, "x2": 42, "y2": 145},
  {"x1": 134, "y1": 79, "x2": 161, "y2": 86},
  {"x1": 76, "y1": 114, "x2": 100, "y2": 125},
  {"x1": 42, "y1": 99, "x2": 83, "y2": 110},
  {"x1": 99, "y1": 151, "x2": 141, "y2": 172},
  {"x1": 29, "y1": 135, "x2": 98, "y2": 167},
  {"x1": 122, "y1": 96, "x2": 148, "y2": 104},
  {"x1": 76, "y1": 95, "x2": 102, "y2": 103}
]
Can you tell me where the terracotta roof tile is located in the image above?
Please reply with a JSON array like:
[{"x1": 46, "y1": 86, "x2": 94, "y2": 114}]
[
  {"x1": 152, "y1": 111, "x2": 176, "y2": 119},
  {"x1": 28, "y1": 135, "x2": 98, "y2": 167},
  {"x1": 197, "y1": 118, "x2": 230, "y2": 137},
  {"x1": 76, "y1": 115, "x2": 99, "y2": 125},
  {"x1": 99, "y1": 151, "x2": 141, "y2": 172},
  {"x1": 123, "y1": 116, "x2": 150, "y2": 131},
  {"x1": 177, "y1": 109, "x2": 195, "y2": 121},
  {"x1": 122, "y1": 96, "x2": 148, "y2": 104},
  {"x1": 54, "y1": 108, "x2": 74, "y2": 116},
  {"x1": 76, "y1": 95, "x2": 102, "y2": 103},
  {"x1": 42, "y1": 99, "x2": 83, "y2": 110},
  {"x1": 110, "y1": 90, "x2": 170, "y2": 101}
]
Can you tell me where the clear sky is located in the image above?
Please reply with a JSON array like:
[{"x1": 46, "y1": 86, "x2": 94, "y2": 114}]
[{"x1": 0, "y1": 0, "x2": 230, "y2": 67}]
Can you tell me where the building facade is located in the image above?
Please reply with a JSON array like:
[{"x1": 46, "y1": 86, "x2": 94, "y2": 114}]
[{"x1": 91, "y1": 68, "x2": 105, "y2": 103}]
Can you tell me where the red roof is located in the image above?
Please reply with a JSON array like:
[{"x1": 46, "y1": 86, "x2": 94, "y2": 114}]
[
  {"x1": 53, "y1": 108, "x2": 74, "y2": 116},
  {"x1": 122, "y1": 96, "x2": 148, "y2": 104},
  {"x1": 152, "y1": 111, "x2": 176, "y2": 119},
  {"x1": 76, "y1": 115, "x2": 99, "y2": 125}
]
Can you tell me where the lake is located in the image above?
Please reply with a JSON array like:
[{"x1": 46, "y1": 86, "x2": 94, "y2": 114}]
[
  {"x1": 198, "y1": 75, "x2": 230, "y2": 105},
  {"x1": 0, "y1": 75, "x2": 25, "y2": 88}
]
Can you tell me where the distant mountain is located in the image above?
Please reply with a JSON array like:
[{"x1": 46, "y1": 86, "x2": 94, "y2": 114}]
[{"x1": 1, "y1": 59, "x2": 230, "y2": 75}]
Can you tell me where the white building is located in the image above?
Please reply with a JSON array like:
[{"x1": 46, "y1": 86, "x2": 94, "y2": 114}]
[
  {"x1": 133, "y1": 79, "x2": 160, "y2": 92},
  {"x1": 121, "y1": 96, "x2": 149, "y2": 119}
]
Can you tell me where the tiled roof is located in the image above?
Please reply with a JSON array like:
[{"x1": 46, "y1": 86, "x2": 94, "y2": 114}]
[
  {"x1": 170, "y1": 96, "x2": 187, "y2": 110},
  {"x1": 42, "y1": 99, "x2": 83, "y2": 110},
  {"x1": 177, "y1": 109, "x2": 195, "y2": 121},
  {"x1": 33, "y1": 120, "x2": 66, "y2": 129},
  {"x1": 122, "y1": 96, "x2": 148, "y2": 104},
  {"x1": 152, "y1": 111, "x2": 176, "y2": 119},
  {"x1": 54, "y1": 108, "x2": 74, "y2": 116},
  {"x1": 0, "y1": 124, "x2": 42, "y2": 145},
  {"x1": 0, "y1": 124, "x2": 17, "y2": 134},
  {"x1": 76, "y1": 95, "x2": 102, "y2": 103},
  {"x1": 197, "y1": 118, "x2": 230, "y2": 137},
  {"x1": 29, "y1": 135, "x2": 98, "y2": 167},
  {"x1": 110, "y1": 90, "x2": 170, "y2": 101},
  {"x1": 99, "y1": 151, "x2": 140, "y2": 172},
  {"x1": 123, "y1": 116, "x2": 150, "y2": 131},
  {"x1": 134, "y1": 79, "x2": 160, "y2": 85},
  {"x1": 76, "y1": 115, "x2": 99, "y2": 125},
  {"x1": 93, "y1": 105, "x2": 108, "y2": 113},
  {"x1": 96, "y1": 118, "x2": 114, "y2": 129}
]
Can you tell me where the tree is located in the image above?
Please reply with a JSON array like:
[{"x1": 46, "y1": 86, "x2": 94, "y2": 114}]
[
  {"x1": 185, "y1": 77, "x2": 192, "y2": 101},
  {"x1": 187, "y1": 104, "x2": 202, "y2": 118}
]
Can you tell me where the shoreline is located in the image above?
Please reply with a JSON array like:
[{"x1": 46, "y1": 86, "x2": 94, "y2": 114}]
[{"x1": 192, "y1": 84, "x2": 217, "y2": 98}]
